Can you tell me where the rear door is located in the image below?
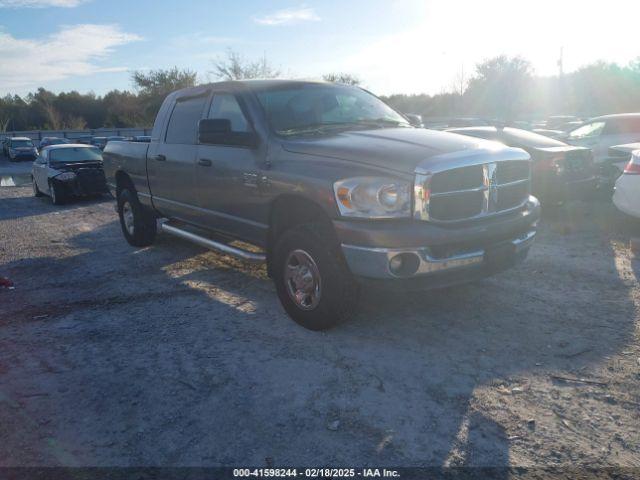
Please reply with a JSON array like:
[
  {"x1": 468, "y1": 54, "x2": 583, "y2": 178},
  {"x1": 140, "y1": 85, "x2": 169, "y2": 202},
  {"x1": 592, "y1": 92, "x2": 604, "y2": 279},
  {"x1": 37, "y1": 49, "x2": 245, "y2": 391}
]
[
  {"x1": 147, "y1": 91, "x2": 209, "y2": 221},
  {"x1": 193, "y1": 90, "x2": 267, "y2": 244}
]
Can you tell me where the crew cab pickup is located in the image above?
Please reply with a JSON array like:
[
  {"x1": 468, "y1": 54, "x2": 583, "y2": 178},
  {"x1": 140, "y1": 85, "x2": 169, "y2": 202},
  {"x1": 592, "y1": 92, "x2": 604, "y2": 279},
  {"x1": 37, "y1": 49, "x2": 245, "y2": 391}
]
[{"x1": 103, "y1": 80, "x2": 540, "y2": 330}]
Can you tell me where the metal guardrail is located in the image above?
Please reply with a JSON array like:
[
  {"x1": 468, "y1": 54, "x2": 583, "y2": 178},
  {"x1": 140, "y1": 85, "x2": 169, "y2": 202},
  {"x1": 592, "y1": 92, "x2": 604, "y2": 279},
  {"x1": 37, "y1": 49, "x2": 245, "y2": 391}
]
[{"x1": 0, "y1": 127, "x2": 152, "y2": 141}]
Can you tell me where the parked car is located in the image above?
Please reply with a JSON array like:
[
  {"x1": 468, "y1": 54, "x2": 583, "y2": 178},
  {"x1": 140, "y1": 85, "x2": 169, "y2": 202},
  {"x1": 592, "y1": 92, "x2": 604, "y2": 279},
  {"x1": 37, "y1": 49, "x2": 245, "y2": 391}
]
[
  {"x1": 6, "y1": 137, "x2": 38, "y2": 162},
  {"x1": 74, "y1": 135, "x2": 94, "y2": 145},
  {"x1": 404, "y1": 113, "x2": 423, "y2": 127},
  {"x1": 1, "y1": 137, "x2": 8, "y2": 156},
  {"x1": 447, "y1": 117, "x2": 490, "y2": 128},
  {"x1": 613, "y1": 150, "x2": 640, "y2": 219},
  {"x1": 447, "y1": 126, "x2": 596, "y2": 204},
  {"x1": 565, "y1": 113, "x2": 640, "y2": 183},
  {"x1": 39, "y1": 137, "x2": 70, "y2": 149},
  {"x1": 90, "y1": 136, "x2": 108, "y2": 149},
  {"x1": 130, "y1": 135, "x2": 151, "y2": 143},
  {"x1": 532, "y1": 128, "x2": 567, "y2": 140},
  {"x1": 103, "y1": 80, "x2": 540, "y2": 330},
  {"x1": 31, "y1": 144, "x2": 108, "y2": 205},
  {"x1": 546, "y1": 115, "x2": 580, "y2": 130}
]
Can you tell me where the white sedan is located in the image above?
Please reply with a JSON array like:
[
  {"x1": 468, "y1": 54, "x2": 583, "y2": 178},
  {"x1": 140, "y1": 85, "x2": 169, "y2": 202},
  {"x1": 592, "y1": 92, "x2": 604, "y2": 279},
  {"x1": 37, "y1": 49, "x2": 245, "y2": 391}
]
[{"x1": 613, "y1": 150, "x2": 640, "y2": 218}]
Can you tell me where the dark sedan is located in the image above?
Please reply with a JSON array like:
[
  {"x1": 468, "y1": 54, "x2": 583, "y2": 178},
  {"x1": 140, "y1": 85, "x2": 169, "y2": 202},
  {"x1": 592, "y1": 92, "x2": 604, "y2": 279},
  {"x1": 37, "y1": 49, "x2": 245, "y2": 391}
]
[
  {"x1": 6, "y1": 137, "x2": 38, "y2": 162},
  {"x1": 39, "y1": 137, "x2": 71, "y2": 149},
  {"x1": 447, "y1": 126, "x2": 597, "y2": 204},
  {"x1": 31, "y1": 144, "x2": 108, "y2": 205}
]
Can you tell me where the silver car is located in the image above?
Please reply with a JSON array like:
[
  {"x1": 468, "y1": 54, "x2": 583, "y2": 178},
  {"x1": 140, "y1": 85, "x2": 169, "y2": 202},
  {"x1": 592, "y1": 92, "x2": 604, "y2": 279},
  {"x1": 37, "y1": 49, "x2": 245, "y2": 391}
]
[
  {"x1": 32, "y1": 144, "x2": 108, "y2": 205},
  {"x1": 566, "y1": 113, "x2": 640, "y2": 182}
]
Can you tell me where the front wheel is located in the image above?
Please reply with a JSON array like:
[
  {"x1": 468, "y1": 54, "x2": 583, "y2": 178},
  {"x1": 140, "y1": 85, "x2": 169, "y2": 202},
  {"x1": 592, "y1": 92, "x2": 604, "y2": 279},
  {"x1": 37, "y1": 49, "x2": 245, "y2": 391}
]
[
  {"x1": 32, "y1": 176, "x2": 43, "y2": 197},
  {"x1": 48, "y1": 181, "x2": 65, "y2": 205},
  {"x1": 273, "y1": 223, "x2": 359, "y2": 330},
  {"x1": 117, "y1": 188, "x2": 157, "y2": 247}
]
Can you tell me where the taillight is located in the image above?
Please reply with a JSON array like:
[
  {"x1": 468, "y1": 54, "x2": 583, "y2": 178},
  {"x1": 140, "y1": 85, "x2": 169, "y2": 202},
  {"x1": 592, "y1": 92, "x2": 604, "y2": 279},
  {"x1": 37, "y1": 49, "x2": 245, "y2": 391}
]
[
  {"x1": 536, "y1": 154, "x2": 564, "y2": 174},
  {"x1": 623, "y1": 156, "x2": 640, "y2": 175}
]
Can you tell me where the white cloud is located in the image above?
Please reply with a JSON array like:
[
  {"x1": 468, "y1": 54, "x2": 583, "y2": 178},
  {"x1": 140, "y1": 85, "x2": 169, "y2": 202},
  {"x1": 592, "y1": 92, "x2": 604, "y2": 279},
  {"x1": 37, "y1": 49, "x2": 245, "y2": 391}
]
[
  {"x1": 0, "y1": 0, "x2": 87, "y2": 7},
  {"x1": 254, "y1": 6, "x2": 320, "y2": 26},
  {"x1": 0, "y1": 24, "x2": 141, "y2": 93}
]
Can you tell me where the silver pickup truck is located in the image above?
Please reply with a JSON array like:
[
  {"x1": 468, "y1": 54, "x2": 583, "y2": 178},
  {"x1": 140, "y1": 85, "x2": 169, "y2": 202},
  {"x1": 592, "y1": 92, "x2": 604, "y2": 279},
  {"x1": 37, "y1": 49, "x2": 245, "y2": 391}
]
[{"x1": 103, "y1": 80, "x2": 540, "y2": 330}]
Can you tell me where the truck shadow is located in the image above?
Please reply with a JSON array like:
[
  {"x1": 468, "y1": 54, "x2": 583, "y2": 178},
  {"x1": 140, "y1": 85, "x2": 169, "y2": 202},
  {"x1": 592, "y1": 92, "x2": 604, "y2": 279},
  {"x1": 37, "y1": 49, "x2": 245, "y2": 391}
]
[{"x1": 0, "y1": 198, "x2": 636, "y2": 469}]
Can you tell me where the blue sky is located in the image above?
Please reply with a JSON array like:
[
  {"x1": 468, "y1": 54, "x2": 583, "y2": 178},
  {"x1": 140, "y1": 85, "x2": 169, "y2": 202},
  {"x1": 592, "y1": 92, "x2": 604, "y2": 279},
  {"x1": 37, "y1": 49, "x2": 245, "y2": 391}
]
[{"x1": 1, "y1": 0, "x2": 639, "y2": 97}]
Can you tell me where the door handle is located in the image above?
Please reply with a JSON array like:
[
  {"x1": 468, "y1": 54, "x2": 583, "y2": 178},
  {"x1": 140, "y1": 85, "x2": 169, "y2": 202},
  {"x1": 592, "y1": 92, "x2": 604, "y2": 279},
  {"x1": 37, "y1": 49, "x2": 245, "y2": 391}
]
[
  {"x1": 154, "y1": 154, "x2": 166, "y2": 161},
  {"x1": 198, "y1": 158, "x2": 212, "y2": 167}
]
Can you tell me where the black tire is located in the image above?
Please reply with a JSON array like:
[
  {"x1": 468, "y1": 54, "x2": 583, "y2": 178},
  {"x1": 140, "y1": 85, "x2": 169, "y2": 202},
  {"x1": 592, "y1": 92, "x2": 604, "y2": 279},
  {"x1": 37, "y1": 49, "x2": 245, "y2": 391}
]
[
  {"x1": 32, "y1": 176, "x2": 43, "y2": 197},
  {"x1": 117, "y1": 188, "x2": 157, "y2": 247},
  {"x1": 273, "y1": 223, "x2": 358, "y2": 330},
  {"x1": 48, "y1": 180, "x2": 65, "y2": 205}
]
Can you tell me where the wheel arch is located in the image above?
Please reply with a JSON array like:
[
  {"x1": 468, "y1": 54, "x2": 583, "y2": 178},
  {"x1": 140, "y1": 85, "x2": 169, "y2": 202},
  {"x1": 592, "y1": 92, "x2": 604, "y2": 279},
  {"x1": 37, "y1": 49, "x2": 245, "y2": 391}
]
[{"x1": 266, "y1": 194, "x2": 337, "y2": 277}]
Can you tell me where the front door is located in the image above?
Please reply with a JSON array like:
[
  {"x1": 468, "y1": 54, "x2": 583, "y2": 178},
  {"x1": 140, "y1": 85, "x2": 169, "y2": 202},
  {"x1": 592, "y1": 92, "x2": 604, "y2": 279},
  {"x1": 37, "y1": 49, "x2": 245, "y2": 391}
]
[{"x1": 194, "y1": 92, "x2": 267, "y2": 245}]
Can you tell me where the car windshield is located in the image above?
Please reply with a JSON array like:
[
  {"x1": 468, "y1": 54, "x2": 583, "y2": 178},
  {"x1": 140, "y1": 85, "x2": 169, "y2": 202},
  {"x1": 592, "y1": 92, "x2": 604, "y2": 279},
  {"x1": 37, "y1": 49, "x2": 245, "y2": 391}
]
[
  {"x1": 568, "y1": 121, "x2": 606, "y2": 140},
  {"x1": 49, "y1": 147, "x2": 103, "y2": 163},
  {"x1": 11, "y1": 139, "x2": 34, "y2": 148},
  {"x1": 255, "y1": 83, "x2": 410, "y2": 135}
]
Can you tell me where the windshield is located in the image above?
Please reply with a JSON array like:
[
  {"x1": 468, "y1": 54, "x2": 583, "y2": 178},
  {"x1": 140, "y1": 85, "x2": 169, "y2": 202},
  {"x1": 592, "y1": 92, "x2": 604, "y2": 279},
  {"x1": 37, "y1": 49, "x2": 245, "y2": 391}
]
[
  {"x1": 50, "y1": 147, "x2": 103, "y2": 163},
  {"x1": 568, "y1": 121, "x2": 605, "y2": 140},
  {"x1": 255, "y1": 84, "x2": 410, "y2": 135},
  {"x1": 11, "y1": 139, "x2": 34, "y2": 148}
]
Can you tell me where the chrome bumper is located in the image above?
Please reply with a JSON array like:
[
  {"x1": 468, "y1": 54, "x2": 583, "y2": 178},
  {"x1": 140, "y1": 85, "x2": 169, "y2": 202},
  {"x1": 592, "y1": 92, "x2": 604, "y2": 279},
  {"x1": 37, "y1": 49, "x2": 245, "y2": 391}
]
[{"x1": 342, "y1": 230, "x2": 536, "y2": 279}]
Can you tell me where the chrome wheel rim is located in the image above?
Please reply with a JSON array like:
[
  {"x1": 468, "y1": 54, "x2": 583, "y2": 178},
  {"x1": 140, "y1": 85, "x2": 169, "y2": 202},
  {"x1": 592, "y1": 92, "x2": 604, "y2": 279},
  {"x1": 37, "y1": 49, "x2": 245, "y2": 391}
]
[
  {"x1": 122, "y1": 201, "x2": 135, "y2": 235},
  {"x1": 284, "y1": 249, "x2": 322, "y2": 310}
]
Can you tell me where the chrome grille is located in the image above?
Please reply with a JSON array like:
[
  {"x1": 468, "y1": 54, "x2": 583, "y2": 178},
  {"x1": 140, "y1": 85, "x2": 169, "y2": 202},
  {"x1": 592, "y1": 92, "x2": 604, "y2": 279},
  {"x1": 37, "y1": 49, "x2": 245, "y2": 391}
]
[{"x1": 414, "y1": 160, "x2": 530, "y2": 223}]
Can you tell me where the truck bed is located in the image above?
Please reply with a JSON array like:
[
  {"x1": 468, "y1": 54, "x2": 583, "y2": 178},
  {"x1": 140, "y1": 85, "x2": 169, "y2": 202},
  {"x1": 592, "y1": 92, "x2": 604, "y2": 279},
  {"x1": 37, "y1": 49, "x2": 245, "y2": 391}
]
[{"x1": 102, "y1": 140, "x2": 151, "y2": 200}]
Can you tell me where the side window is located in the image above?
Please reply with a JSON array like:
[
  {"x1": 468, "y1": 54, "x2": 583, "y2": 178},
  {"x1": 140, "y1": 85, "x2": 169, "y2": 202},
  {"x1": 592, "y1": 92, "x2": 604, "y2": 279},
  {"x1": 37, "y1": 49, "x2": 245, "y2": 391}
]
[
  {"x1": 605, "y1": 117, "x2": 640, "y2": 135},
  {"x1": 165, "y1": 95, "x2": 208, "y2": 144},
  {"x1": 207, "y1": 93, "x2": 250, "y2": 132}
]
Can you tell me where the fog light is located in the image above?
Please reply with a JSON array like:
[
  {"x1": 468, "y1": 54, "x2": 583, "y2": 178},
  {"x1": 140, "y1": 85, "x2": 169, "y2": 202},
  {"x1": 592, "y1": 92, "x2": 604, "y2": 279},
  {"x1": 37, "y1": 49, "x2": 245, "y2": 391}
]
[{"x1": 389, "y1": 252, "x2": 420, "y2": 277}]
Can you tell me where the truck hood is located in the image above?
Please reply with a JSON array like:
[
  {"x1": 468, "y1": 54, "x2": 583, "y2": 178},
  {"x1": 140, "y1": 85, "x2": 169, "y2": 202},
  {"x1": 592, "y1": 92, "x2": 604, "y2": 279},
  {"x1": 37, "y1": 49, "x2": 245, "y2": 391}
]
[{"x1": 281, "y1": 127, "x2": 515, "y2": 174}]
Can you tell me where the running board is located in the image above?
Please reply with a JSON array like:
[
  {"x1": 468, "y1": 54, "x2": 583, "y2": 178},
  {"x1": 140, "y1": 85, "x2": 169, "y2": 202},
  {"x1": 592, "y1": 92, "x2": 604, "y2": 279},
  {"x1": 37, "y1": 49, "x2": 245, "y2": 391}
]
[{"x1": 159, "y1": 222, "x2": 266, "y2": 263}]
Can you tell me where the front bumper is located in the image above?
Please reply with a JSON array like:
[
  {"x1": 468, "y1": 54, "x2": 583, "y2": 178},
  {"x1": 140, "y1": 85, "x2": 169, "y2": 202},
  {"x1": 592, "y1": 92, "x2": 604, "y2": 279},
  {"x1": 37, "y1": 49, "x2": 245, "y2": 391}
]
[
  {"x1": 337, "y1": 196, "x2": 540, "y2": 281},
  {"x1": 10, "y1": 152, "x2": 36, "y2": 161}
]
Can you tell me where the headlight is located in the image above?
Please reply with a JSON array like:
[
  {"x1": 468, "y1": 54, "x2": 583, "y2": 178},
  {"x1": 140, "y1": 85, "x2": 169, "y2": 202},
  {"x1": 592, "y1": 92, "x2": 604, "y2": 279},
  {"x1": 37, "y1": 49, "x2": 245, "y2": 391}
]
[
  {"x1": 56, "y1": 172, "x2": 76, "y2": 181},
  {"x1": 334, "y1": 177, "x2": 411, "y2": 218}
]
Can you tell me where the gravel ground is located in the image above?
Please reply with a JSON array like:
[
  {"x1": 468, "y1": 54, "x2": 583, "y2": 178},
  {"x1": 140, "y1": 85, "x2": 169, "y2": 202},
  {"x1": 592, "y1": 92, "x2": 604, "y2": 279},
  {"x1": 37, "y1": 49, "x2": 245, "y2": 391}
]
[{"x1": 0, "y1": 161, "x2": 639, "y2": 468}]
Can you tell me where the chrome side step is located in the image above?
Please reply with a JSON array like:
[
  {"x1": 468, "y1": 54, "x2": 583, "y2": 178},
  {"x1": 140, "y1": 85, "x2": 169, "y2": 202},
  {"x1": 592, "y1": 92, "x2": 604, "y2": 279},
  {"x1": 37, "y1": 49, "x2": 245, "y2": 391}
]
[{"x1": 159, "y1": 222, "x2": 266, "y2": 263}]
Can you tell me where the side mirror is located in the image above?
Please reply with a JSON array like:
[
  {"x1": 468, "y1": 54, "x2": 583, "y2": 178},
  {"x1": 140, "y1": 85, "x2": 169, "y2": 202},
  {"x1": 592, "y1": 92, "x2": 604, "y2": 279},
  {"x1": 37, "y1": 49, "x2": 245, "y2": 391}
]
[{"x1": 198, "y1": 118, "x2": 258, "y2": 148}]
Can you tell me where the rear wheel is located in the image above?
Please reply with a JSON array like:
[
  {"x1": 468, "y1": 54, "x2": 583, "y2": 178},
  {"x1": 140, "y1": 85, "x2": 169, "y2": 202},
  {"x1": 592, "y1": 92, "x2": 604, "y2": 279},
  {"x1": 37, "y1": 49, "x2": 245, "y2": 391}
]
[
  {"x1": 117, "y1": 188, "x2": 157, "y2": 247},
  {"x1": 273, "y1": 223, "x2": 358, "y2": 330}
]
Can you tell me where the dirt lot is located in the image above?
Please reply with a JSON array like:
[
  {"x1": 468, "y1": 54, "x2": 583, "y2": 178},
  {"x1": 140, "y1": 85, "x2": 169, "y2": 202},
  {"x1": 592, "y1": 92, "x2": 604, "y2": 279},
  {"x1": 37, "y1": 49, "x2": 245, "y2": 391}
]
[{"x1": 0, "y1": 159, "x2": 639, "y2": 468}]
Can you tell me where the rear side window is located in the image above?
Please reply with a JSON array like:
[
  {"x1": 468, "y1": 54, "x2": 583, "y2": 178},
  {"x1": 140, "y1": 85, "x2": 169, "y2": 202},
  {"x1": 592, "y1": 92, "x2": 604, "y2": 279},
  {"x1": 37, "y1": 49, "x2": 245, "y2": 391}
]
[
  {"x1": 165, "y1": 95, "x2": 208, "y2": 144},
  {"x1": 207, "y1": 93, "x2": 250, "y2": 132},
  {"x1": 603, "y1": 117, "x2": 640, "y2": 135}
]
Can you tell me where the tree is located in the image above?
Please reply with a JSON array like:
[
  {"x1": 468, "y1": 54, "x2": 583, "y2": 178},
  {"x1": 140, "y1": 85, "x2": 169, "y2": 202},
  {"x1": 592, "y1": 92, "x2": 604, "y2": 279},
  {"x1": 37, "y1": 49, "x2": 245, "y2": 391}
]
[
  {"x1": 132, "y1": 67, "x2": 197, "y2": 122},
  {"x1": 322, "y1": 73, "x2": 361, "y2": 86},
  {"x1": 209, "y1": 49, "x2": 281, "y2": 81},
  {"x1": 465, "y1": 55, "x2": 533, "y2": 119}
]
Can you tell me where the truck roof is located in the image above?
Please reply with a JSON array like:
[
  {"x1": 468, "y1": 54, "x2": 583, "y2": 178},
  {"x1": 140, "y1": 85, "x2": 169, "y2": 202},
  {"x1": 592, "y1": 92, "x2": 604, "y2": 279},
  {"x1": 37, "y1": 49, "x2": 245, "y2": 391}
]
[{"x1": 172, "y1": 79, "x2": 340, "y2": 97}]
